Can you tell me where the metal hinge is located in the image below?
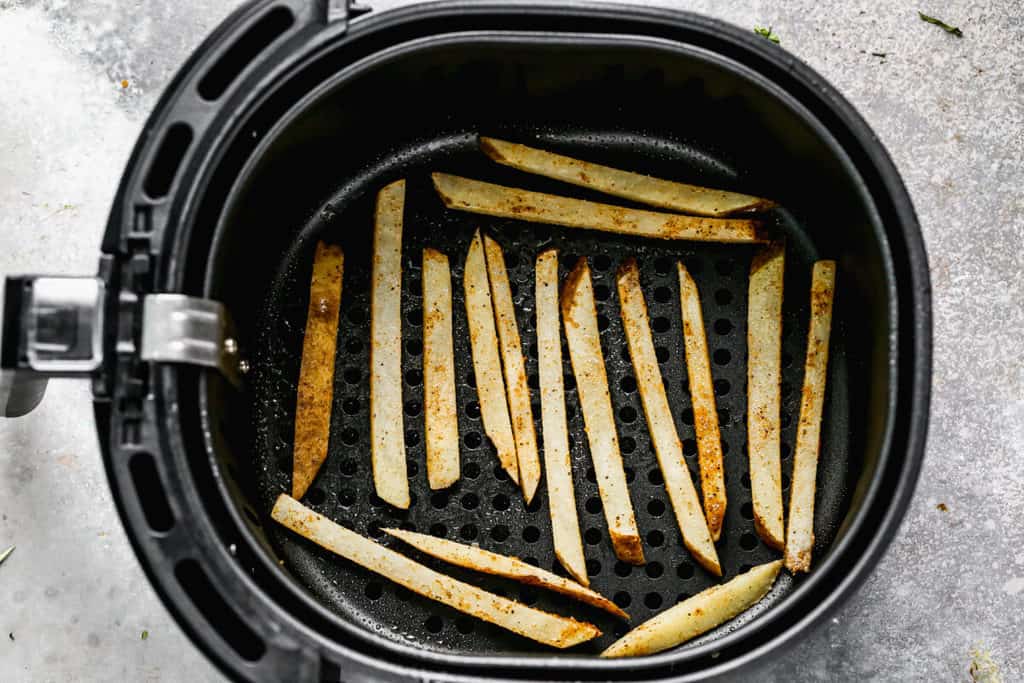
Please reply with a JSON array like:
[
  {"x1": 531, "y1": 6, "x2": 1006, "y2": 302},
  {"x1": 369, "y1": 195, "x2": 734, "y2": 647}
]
[
  {"x1": 140, "y1": 295, "x2": 244, "y2": 388},
  {"x1": 326, "y1": 0, "x2": 371, "y2": 26}
]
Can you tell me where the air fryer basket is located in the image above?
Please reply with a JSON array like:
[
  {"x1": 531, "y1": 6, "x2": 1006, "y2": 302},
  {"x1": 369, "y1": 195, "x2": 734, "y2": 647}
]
[{"x1": 70, "y1": 2, "x2": 929, "y2": 681}]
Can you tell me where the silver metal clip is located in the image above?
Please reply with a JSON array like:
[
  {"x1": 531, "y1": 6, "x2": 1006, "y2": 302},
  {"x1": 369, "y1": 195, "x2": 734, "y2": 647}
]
[{"x1": 140, "y1": 295, "x2": 243, "y2": 387}]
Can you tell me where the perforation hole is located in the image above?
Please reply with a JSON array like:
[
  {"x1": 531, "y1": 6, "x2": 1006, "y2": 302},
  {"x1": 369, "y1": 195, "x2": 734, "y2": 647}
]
[
  {"x1": 465, "y1": 371, "x2": 476, "y2": 388},
  {"x1": 492, "y1": 493, "x2": 510, "y2": 511},
  {"x1": 677, "y1": 562, "x2": 695, "y2": 579},
  {"x1": 342, "y1": 398, "x2": 360, "y2": 415},
  {"x1": 460, "y1": 524, "x2": 478, "y2": 541},
  {"x1": 344, "y1": 367, "x2": 361, "y2": 384},
  {"x1": 306, "y1": 488, "x2": 325, "y2": 506},
  {"x1": 522, "y1": 526, "x2": 540, "y2": 543},
  {"x1": 644, "y1": 593, "x2": 663, "y2": 609},
  {"x1": 740, "y1": 533, "x2": 758, "y2": 550},
  {"x1": 597, "y1": 314, "x2": 609, "y2": 332},
  {"x1": 647, "y1": 530, "x2": 664, "y2": 547},
  {"x1": 584, "y1": 528, "x2": 602, "y2": 545},
  {"x1": 455, "y1": 617, "x2": 475, "y2": 635},
  {"x1": 338, "y1": 489, "x2": 355, "y2": 507},
  {"x1": 407, "y1": 459, "x2": 419, "y2": 476},
  {"x1": 346, "y1": 338, "x2": 363, "y2": 354},
  {"x1": 429, "y1": 523, "x2": 447, "y2": 537},
  {"x1": 464, "y1": 462, "x2": 480, "y2": 479},
  {"x1": 585, "y1": 497, "x2": 602, "y2": 514},
  {"x1": 461, "y1": 493, "x2": 479, "y2": 510},
  {"x1": 714, "y1": 318, "x2": 733, "y2": 335},
  {"x1": 347, "y1": 309, "x2": 367, "y2": 325},
  {"x1": 648, "y1": 469, "x2": 664, "y2": 485},
  {"x1": 405, "y1": 369, "x2": 422, "y2": 386},
  {"x1": 405, "y1": 340, "x2": 422, "y2": 356},
  {"x1": 714, "y1": 379, "x2": 731, "y2": 396},
  {"x1": 586, "y1": 559, "x2": 602, "y2": 577},
  {"x1": 741, "y1": 502, "x2": 754, "y2": 520},
  {"x1": 614, "y1": 592, "x2": 632, "y2": 608},
  {"x1": 647, "y1": 499, "x2": 665, "y2": 517},
  {"x1": 614, "y1": 561, "x2": 633, "y2": 577},
  {"x1": 527, "y1": 374, "x2": 539, "y2": 390},
  {"x1": 593, "y1": 254, "x2": 612, "y2": 271},
  {"x1": 655, "y1": 257, "x2": 672, "y2": 275},
  {"x1": 652, "y1": 317, "x2": 670, "y2": 333},
  {"x1": 491, "y1": 525, "x2": 509, "y2": 542},
  {"x1": 405, "y1": 431, "x2": 419, "y2": 447},
  {"x1": 713, "y1": 349, "x2": 731, "y2": 366},
  {"x1": 430, "y1": 492, "x2": 449, "y2": 510},
  {"x1": 715, "y1": 289, "x2": 733, "y2": 305},
  {"x1": 621, "y1": 436, "x2": 636, "y2": 454},
  {"x1": 585, "y1": 468, "x2": 597, "y2": 483},
  {"x1": 646, "y1": 561, "x2": 664, "y2": 578},
  {"x1": 464, "y1": 432, "x2": 482, "y2": 449},
  {"x1": 364, "y1": 582, "x2": 383, "y2": 600},
  {"x1": 620, "y1": 376, "x2": 637, "y2": 393},
  {"x1": 425, "y1": 616, "x2": 443, "y2": 634},
  {"x1": 619, "y1": 406, "x2": 637, "y2": 423},
  {"x1": 782, "y1": 352, "x2": 794, "y2": 368},
  {"x1": 655, "y1": 347, "x2": 669, "y2": 363},
  {"x1": 564, "y1": 374, "x2": 576, "y2": 390},
  {"x1": 654, "y1": 286, "x2": 671, "y2": 303},
  {"x1": 741, "y1": 473, "x2": 752, "y2": 489},
  {"x1": 594, "y1": 284, "x2": 611, "y2": 301}
]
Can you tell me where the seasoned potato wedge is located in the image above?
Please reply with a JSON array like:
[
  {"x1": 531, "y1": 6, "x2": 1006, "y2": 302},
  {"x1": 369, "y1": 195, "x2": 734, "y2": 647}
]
[
  {"x1": 747, "y1": 242, "x2": 786, "y2": 549},
  {"x1": 784, "y1": 261, "x2": 837, "y2": 573},
  {"x1": 535, "y1": 248, "x2": 588, "y2": 585},
  {"x1": 561, "y1": 258, "x2": 644, "y2": 565},
  {"x1": 484, "y1": 235, "x2": 541, "y2": 502},
  {"x1": 433, "y1": 173, "x2": 766, "y2": 243},
  {"x1": 480, "y1": 137, "x2": 777, "y2": 217},
  {"x1": 422, "y1": 248, "x2": 460, "y2": 490},
  {"x1": 370, "y1": 181, "x2": 409, "y2": 508},
  {"x1": 464, "y1": 230, "x2": 519, "y2": 483},
  {"x1": 677, "y1": 263, "x2": 726, "y2": 540},
  {"x1": 601, "y1": 561, "x2": 782, "y2": 657},
  {"x1": 272, "y1": 495, "x2": 600, "y2": 648},
  {"x1": 383, "y1": 528, "x2": 627, "y2": 619},
  {"x1": 617, "y1": 259, "x2": 721, "y2": 576},
  {"x1": 292, "y1": 241, "x2": 343, "y2": 500}
]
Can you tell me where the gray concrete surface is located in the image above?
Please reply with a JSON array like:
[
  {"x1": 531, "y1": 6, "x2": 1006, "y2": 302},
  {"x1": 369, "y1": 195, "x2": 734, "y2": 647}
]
[{"x1": 0, "y1": 0, "x2": 1021, "y2": 681}]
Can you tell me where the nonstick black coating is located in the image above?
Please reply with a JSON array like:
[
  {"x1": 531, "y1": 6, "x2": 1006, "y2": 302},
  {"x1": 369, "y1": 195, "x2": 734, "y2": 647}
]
[{"x1": 248, "y1": 132, "x2": 850, "y2": 655}]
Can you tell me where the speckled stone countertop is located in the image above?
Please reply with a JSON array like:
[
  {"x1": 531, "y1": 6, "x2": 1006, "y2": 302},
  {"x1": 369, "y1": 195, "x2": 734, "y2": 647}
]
[{"x1": 0, "y1": 1, "x2": 1020, "y2": 681}]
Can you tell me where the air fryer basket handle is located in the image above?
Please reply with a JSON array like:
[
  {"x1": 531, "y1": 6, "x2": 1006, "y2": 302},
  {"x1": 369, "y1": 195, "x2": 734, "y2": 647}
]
[{"x1": 1, "y1": 275, "x2": 105, "y2": 417}]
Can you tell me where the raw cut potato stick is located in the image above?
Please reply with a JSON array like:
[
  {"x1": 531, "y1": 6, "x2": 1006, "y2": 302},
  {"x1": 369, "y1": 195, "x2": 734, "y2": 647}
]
[
  {"x1": 616, "y1": 260, "x2": 721, "y2": 577},
  {"x1": 370, "y1": 180, "x2": 410, "y2": 508},
  {"x1": 432, "y1": 173, "x2": 766, "y2": 244},
  {"x1": 382, "y1": 528, "x2": 627, "y2": 620},
  {"x1": 422, "y1": 248, "x2": 460, "y2": 490},
  {"x1": 483, "y1": 235, "x2": 541, "y2": 502},
  {"x1": 601, "y1": 560, "x2": 782, "y2": 657},
  {"x1": 677, "y1": 263, "x2": 726, "y2": 541},
  {"x1": 272, "y1": 495, "x2": 600, "y2": 648},
  {"x1": 747, "y1": 242, "x2": 786, "y2": 550},
  {"x1": 535, "y1": 249, "x2": 588, "y2": 586},
  {"x1": 292, "y1": 241, "x2": 344, "y2": 500},
  {"x1": 784, "y1": 260, "x2": 837, "y2": 574},
  {"x1": 480, "y1": 137, "x2": 778, "y2": 217},
  {"x1": 464, "y1": 230, "x2": 519, "y2": 483},
  {"x1": 561, "y1": 258, "x2": 644, "y2": 565}
]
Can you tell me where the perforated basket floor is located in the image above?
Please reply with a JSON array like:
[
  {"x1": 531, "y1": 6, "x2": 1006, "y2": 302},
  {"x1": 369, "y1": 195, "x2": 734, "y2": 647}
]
[{"x1": 250, "y1": 132, "x2": 850, "y2": 655}]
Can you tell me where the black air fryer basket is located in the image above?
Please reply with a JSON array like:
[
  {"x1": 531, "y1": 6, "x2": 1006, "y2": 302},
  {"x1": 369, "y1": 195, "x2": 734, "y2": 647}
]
[{"x1": 0, "y1": 1, "x2": 930, "y2": 681}]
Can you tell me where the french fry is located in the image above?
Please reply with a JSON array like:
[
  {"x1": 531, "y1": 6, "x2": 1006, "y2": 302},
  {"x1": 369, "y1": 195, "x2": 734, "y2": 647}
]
[
  {"x1": 561, "y1": 258, "x2": 644, "y2": 565},
  {"x1": 677, "y1": 263, "x2": 726, "y2": 541},
  {"x1": 370, "y1": 180, "x2": 410, "y2": 508},
  {"x1": 480, "y1": 137, "x2": 777, "y2": 217},
  {"x1": 383, "y1": 528, "x2": 627, "y2": 620},
  {"x1": 617, "y1": 260, "x2": 721, "y2": 576},
  {"x1": 272, "y1": 495, "x2": 600, "y2": 648},
  {"x1": 535, "y1": 249, "x2": 588, "y2": 586},
  {"x1": 422, "y1": 248, "x2": 460, "y2": 490},
  {"x1": 600, "y1": 560, "x2": 782, "y2": 657},
  {"x1": 747, "y1": 242, "x2": 786, "y2": 550},
  {"x1": 432, "y1": 173, "x2": 766, "y2": 244},
  {"x1": 483, "y1": 235, "x2": 541, "y2": 502},
  {"x1": 784, "y1": 261, "x2": 836, "y2": 573},
  {"x1": 292, "y1": 241, "x2": 344, "y2": 500},
  {"x1": 464, "y1": 230, "x2": 519, "y2": 483}
]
